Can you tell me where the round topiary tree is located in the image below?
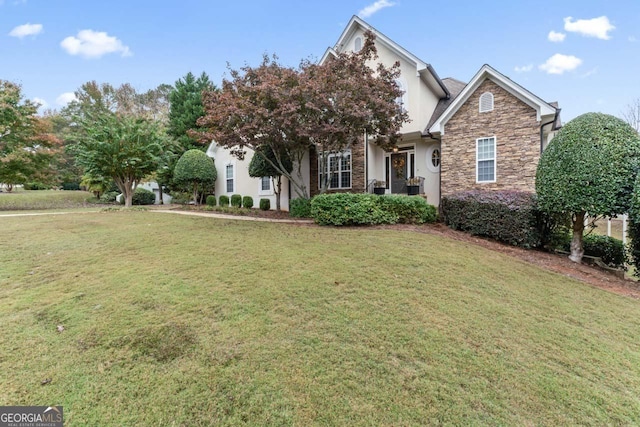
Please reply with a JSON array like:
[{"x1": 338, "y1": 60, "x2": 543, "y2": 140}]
[
  {"x1": 248, "y1": 145, "x2": 292, "y2": 211},
  {"x1": 173, "y1": 149, "x2": 217, "y2": 205},
  {"x1": 536, "y1": 112, "x2": 640, "y2": 263}
]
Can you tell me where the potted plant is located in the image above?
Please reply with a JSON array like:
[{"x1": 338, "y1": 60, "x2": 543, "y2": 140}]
[
  {"x1": 373, "y1": 180, "x2": 386, "y2": 195},
  {"x1": 406, "y1": 177, "x2": 421, "y2": 195}
]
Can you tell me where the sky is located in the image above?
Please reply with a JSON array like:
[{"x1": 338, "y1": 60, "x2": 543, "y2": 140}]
[{"x1": 1, "y1": 0, "x2": 639, "y2": 123}]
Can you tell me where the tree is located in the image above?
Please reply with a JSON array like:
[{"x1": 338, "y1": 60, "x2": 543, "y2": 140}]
[
  {"x1": 536, "y1": 112, "x2": 640, "y2": 263},
  {"x1": 0, "y1": 81, "x2": 61, "y2": 191},
  {"x1": 173, "y1": 149, "x2": 217, "y2": 205},
  {"x1": 71, "y1": 113, "x2": 169, "y2": 207},
  {"x1": 168, "y1": 72, "x2": 214, "y2": 152},
  {"x1": 198, "y1": 31, "x2": 408, "y2": 198},
  {"x1": 248, "y1": 145, "x2": 292, "y2": 211},
  {"x1": 622, "y1": 98, "x2": 640, "y2": 133}
]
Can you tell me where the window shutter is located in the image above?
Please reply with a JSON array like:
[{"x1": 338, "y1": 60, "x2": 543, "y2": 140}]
[{"x1": 479, "y1": 92, "x2": 494, "y2": 113}]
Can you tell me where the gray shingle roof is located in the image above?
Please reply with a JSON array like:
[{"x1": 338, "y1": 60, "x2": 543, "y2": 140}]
[{"x1": 425, "y1": 77, "x2": 467, "y2": 134}]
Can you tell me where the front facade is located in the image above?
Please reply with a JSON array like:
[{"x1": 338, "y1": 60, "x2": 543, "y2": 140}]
[{"x1": 207, "y1": 16, "x2": 560, "y2": 210}]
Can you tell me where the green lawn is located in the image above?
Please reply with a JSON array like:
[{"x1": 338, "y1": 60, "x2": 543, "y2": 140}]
[
  {"x1": 0, "y1": 189, "x2": 95, "y2": 210},
  {"x1": 1, "y1": 212, "x2": 640, "y2": 426}
]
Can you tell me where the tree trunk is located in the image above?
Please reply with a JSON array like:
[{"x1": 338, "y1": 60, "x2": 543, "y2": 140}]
[
  {"x1": 124, "y1": 188, "x2": 133, "y2": 208},
  {"x1": 569, "y1": 211, "x2": 586, "y2": 263},
  {"x1": 192, "y1": 183, "x2": 199, "y2": 206},
  {"x1": 275, "y1": 176, "x2": 281, "y2": 211}
]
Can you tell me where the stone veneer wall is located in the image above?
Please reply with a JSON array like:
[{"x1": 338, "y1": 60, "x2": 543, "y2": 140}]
[
  {"x1": 309, "y1": 143, "x2": 366, "y2": 197},
  {"x1": 441, "y1": 79, "x2": 540, "y2": 196}
]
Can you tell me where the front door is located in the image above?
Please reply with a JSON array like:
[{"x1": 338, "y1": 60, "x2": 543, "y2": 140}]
[{"x1": 390, "y1": 152, "x2": 407, "y2": 194}]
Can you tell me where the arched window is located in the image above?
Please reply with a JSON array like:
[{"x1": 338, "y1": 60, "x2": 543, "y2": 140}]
[
  {"x1": 395, "y1": 79, "x2": 407, "y2": 112},
  {"x1": 354, "y1": 37, "x2": 362, "y2": 52},
  {"x1": 479, "y1": 92, "x2": 494, "y2": 112}
]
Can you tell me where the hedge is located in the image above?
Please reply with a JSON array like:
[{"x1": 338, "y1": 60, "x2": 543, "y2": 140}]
[
  {"x1": 441, "y1": 190, "x2": 542, "y2": 248},
  {"x1": 563, "y1": 234, "x2": 626, "y2": 268},
  {"x1": 290, "y1": 198, "x2": 312, "y2": 218},
  {"x1": 218, "y1": 195, "x2": 229, "y2": 207},
  {"x1": 259, "y1": 198, "x2": 270, "y2": 211},
  {"x1": 230, "y1": 194, "x2": 242, "y2": 208},
  {"x1": 311, "y1": 193, "x2": 397, "y2": 226},
  {"x1": 206, "y1": 195, "x2": 217, "y2": 207},
  {"x1": 377, "y1": 195, "x2": 437, "y2": 224}
]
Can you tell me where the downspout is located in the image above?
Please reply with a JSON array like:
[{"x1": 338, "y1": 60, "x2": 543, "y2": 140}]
[
  {"x1": 540, "y1": 109, "x2": 560, "y2": 153},
  {"x1": 364, "y1": 130, "x2": 368, "y2": 193}
]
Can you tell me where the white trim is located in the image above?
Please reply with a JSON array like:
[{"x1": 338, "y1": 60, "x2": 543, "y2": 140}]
[
  {"x1": 476, "y1": 136, "x2": 496, "y2": 183},
  {"x1": 258, "y1": 176, "x2": 273, "y2": 196},
  {"x1": 479, "y1": 92, "x2": 494, "y2": 113},
  {"x1": 224, "y1": 162, "x2": 236, "y2": 194},
  {"x1": 429, "y1": 64, "x2": 557, "y2": 135}
]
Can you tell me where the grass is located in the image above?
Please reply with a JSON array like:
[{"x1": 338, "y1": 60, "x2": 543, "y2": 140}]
[
  {"x1": 1, "y1": 211, "x2": 640, "y2": 425},
  {"x1": 0, "y1": 189, "x2": 96, "y2": 211}
]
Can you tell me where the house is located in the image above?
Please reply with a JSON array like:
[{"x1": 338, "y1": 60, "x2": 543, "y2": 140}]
[{"x1": 208, "y1": 16, "x2": 561, "y2": 209}]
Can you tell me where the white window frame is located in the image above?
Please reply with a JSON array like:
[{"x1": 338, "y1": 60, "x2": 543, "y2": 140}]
[
  {"x1": 258, "y1": 176, "x2": 273, "y2": 196},
  {"x1": 318, "y1": 150, "x2": 352, "y2": 190},
  {"x1": 425, "y1": 145, "x2": 441, "y2": 173},
  {"x1": 479, "y1": 92, "x2": 494, "y2": 113},
  {"x1": 225, "y1": 162, "x2": 235, "y2": 194},
  {"x1": 476, "y1": 137, "x2": 496, "y2": 183}
]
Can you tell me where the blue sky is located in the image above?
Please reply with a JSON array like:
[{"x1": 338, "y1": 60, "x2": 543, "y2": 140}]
[{"x1": 1, "y1": 0, "x2": 639, "y2": 122}]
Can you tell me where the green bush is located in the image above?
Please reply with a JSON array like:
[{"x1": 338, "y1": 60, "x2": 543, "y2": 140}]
[
  {"x1": 563, "y1": 234, "x2": 626, "y2": 268},
  {"x1": 100, "y1": 191, "x2": 119, "y2": 203},
  {"x1": 290, "y1": 198, "x2": 312, "y2": 218},
  {"x1": 169, "y1": 191, "x2": 192, "y2": 205},
  {"x1": 219, "y1": 195, "x2": 229, "y2": 207},
  {"x1": 242, "y1": 196, "x2": 254, "y2": 209},
  {"x1": 260, "y1": 198, "x2": 270, "y2": 211},
  {"x1": 378, "y1": 195, "x2": 437, "y2": 224},
  {"x1": 206, "y1": 195, "x2": 216, "y2": 207},
  {"x1": 132, "y1": 187, "x2": 156, "y2": 205},
  {"x1": 441, "y1": 191, "x2": 542, "y2": 248},
  {"x1": 230, "y1": 194, "x2": 242, "y2": 208},
  {"x1": 24, "y1": 182, "x2": 49, "y2": 190},
  {"x1": 62, "y1": 182, "x2": 81, "y2": 191},
  {"x1": 310, "y1": 193, "x2": 397, "y2": 226}
]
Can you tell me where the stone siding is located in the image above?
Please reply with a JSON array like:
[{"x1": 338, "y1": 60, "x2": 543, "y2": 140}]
[
  {"x1": 441, "y1": 79, "x2": 540, "y2": 196},
  {"x1": 309, "y1": 143, "x2": 366, "y2": 197}
]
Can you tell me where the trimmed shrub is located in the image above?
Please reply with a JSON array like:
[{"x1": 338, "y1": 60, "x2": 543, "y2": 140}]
[
  {"x1": 230, "y1": 194, "x2": 242, "y2": 208},
  {"x1": 100, "y1": 191, "x2": 119, "y2": 203},
  {"x1": 173, "y1": 149, "x2": 217, "y2": 205},
  {"x1": 441, "y1": 190, "x2": 541, "y2": 248},
  {"x1": 378, "y1": 195, "x2": 437, "y2": 224},
  {"x1": 565, "y1": 234, "x2": 626, "y2": 268},
  {"x1": 62, "y1": 182, "x2": 80, "y2": 191},
  {"x1": 290, "y1": 198, "x2": 312, "y2": 218},
  {"x1": 260, "y1": 198, "x2": 270, "y2": 211},
  {"x1": 242, "y1": 196, "x2": 254, "y2": 209},
  {"x1": 170, "y1": 191, "x2": 192, "y2": 205},
  {"x1": 310, "y1": 193, "x2": 397, "y2": 226},
  {"x1": 132, "y1": 187, "x2": 156, "y2": 205},
  {"x1": 219, "y1": 195, "x2": 229, "y2": 207},
  {"x1": 206, "y1": 195, "x2": 217, "y2": 207}
]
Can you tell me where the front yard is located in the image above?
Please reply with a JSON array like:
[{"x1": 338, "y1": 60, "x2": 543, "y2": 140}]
[{"x1": 1, "y1": 211, "x2": 640, "y2": 425}]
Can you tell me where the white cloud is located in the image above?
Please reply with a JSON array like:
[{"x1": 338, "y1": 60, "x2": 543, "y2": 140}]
[
  {"x1": 564, "y1": 16, "x2": 615, "y2": 40},
  {"x1": 548, "y1": 31, "x2": 566, "y2": 42},
  {"x1": 514, "y1": 64, "x2": 533, "y2": 73},
  {"x1": 60, "y1": 30, "x2": 132, "y2": 59},
  {"x1": 358, "y1": 0, "x2": 395, "y2": 18},
  {"x1": 539, "y1": 54, "x2": 583, "y2": 75},
  {"x1": 580, "y1": 68, "x2": 598, "y2": 78},
  {"x1": 56, "y1": 92, "x2": 77, "y2": 106},
  {"x1": 32, "y1": 97, "x2": 47, "y2": 108},
  {"x1": 8, "y1": 23, "x2": 42, "y2": 38}
]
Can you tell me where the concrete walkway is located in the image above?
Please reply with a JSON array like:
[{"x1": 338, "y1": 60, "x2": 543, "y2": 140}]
[{"x1": 0, "y1": 208, "x2": 314, "y2": 224}]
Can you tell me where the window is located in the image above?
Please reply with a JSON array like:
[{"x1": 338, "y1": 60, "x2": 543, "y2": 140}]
[
  {"x1": 432, "y1": 149, "x2": 441, "y2": 167},
  {"x1": 354, "y1": 37, "x2": 362, "y2": 52},
  {"x1": 225, "y1": 163, "x2": 234, "y2": 193},
  {"x1": 479, "y1": 92, "x2": 494, "y2": 113},
  {"x1": 260, "y1": 176, "x2": 271, "y2": 192},
  {"x1": 318, "y1": 151, "x2": 352, "y2": 189},
  {"x1": 476, "y1": 137, "x2": 496, "y2": 182},
  {"x1": 395, "y1": 79, "x2": 407, "y2": 112}
]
